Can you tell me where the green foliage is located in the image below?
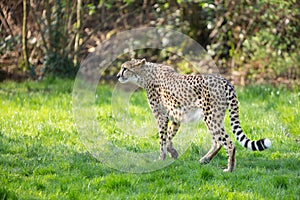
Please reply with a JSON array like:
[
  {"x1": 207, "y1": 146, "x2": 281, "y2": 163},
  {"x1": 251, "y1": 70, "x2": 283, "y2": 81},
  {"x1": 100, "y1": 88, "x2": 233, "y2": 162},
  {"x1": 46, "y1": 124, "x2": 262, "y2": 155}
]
[
  {"x1": 41, "y1": 0, "x2": 79, "y2": 78},
  {"x1": 43, "y1": 52, "x2": 78, "y2": 78},
  {"x1": 240, "y1": 0, "x2": 300, "y2": 78},
  {"x1": 1, "y1": 0, "x2": 299, "y2": 82},
  {"x1": 87, "y1": 3, "x2": 96, "y2": 15},
  {"x1": 208, "y1": 0, "x2": 300, "y2": 82},
  {"x1": 0, "y1": 79, "x2": 299, "y2": 199}
]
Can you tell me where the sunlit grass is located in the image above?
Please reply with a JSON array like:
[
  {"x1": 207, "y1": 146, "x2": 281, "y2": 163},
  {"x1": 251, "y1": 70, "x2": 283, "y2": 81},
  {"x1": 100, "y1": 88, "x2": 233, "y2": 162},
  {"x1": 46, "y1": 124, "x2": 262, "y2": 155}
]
[{"x1": 0, "y1": 79, "x2": 299, "y2": 199}]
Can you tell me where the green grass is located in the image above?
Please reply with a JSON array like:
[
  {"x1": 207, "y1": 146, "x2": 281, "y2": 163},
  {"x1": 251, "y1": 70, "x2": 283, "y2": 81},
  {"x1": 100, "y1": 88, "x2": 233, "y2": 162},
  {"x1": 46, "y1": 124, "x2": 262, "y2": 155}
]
[{"x1": 0, "y1": 78, "x2": 299, "y2": 199}]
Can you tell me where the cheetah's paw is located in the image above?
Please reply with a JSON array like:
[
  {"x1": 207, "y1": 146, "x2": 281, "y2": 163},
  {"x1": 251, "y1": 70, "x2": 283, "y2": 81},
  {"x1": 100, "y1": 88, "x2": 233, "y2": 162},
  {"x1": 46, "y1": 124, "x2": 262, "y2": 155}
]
[
  {"x1": 167, "y1": 147, "x2": 178, "y2": 159},
  {"x1": 199, "y1": 157, "x2": 211, "y2": 165}
]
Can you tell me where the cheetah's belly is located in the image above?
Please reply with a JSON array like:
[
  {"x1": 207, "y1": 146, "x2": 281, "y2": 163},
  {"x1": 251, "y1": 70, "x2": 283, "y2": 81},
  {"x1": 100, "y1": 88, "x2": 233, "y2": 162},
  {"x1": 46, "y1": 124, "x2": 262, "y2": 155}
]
[
  {"x1": 167, "y1": 106, "x2": 203, "y2": 123},
  {"x1": 182, "y1": 108, "x2": 203, "y2": 123}
]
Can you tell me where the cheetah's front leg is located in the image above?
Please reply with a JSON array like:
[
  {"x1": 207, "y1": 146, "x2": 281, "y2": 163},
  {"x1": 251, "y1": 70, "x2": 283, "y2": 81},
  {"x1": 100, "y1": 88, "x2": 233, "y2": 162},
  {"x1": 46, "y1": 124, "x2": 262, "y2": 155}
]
[
  {"x1": 157, "y1": 116, "x2": 169, "y2": 160},
  {"x1": 167, "y1": 121, "x2": 180, "y2": 159}
]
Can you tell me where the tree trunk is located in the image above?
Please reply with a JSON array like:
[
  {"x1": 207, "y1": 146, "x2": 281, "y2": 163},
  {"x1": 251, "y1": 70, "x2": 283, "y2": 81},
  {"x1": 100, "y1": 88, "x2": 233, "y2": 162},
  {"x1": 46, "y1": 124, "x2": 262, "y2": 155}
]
[
  {"x1": 45, "y1": 0, "x2": 53, "y2": 53},
  {"x1": 22, "y1": 0, "x2": 29, "y2": 70},
  {"x1": 74, "y1": 0, "x2": 82, "y2": 66}
]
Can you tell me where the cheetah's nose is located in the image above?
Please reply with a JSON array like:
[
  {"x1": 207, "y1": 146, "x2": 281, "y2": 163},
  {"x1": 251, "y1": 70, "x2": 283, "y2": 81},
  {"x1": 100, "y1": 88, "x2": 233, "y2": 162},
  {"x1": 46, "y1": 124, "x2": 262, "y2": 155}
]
[{"x1": 116, "y1": 73, "x2": 120, "y2": 79}]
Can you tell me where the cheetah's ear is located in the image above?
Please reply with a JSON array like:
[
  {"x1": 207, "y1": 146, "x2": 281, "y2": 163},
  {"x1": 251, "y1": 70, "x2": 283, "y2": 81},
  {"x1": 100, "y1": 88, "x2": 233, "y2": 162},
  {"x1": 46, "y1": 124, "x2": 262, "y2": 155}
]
[{"x1": 141, "y1": 58, "x2": 146, "y2": 64}]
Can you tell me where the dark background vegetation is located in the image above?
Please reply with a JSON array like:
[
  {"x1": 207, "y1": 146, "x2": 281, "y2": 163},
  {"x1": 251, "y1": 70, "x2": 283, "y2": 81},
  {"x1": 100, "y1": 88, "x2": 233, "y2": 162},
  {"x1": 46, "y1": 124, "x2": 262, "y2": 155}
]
[{"x1": 1, "y1": 0, "x2": 299, "y2": 86}]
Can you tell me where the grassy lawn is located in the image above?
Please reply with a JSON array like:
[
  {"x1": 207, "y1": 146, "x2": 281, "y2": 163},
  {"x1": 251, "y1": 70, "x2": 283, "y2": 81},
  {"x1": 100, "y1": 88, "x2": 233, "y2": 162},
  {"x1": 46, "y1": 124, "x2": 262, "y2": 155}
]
[{"x1": 0, "y1": 78, "x2": 299, "y2": 199}]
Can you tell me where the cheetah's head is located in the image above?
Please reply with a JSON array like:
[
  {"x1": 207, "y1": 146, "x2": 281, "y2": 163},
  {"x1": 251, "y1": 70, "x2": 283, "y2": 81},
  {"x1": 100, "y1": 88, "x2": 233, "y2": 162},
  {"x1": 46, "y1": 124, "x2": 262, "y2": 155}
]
[{"x1": 117, "y1": 58, "x2": 146, "y2": 85}]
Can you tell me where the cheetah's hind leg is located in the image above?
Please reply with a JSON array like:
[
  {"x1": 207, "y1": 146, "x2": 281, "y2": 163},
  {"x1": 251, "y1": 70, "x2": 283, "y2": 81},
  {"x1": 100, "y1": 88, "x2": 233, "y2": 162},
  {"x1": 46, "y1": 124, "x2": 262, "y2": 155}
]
[{"x1": 199, "y1": 139, "x2": 222, "y2": 164}]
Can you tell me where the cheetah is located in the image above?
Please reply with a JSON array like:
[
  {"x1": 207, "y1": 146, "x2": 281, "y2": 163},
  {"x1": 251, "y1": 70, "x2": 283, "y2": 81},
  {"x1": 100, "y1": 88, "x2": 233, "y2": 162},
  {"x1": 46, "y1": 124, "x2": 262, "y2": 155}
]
[{"x1": 116, "y1": 58, "x2": 271, "y2": 172}]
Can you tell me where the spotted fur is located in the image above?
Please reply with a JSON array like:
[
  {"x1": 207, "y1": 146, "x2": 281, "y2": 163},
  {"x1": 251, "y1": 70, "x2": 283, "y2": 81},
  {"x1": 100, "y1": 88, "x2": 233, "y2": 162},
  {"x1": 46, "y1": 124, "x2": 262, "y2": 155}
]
[{"x1": 117, "y1": 58, "x2": 271, "y2": 172}]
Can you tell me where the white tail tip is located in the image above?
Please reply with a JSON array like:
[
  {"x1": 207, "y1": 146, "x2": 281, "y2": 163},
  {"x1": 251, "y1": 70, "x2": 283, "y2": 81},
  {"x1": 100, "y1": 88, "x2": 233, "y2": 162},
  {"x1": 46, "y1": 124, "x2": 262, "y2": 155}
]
[{"x1": 264, "y1": 138, "x2": 272, "y2": 148}]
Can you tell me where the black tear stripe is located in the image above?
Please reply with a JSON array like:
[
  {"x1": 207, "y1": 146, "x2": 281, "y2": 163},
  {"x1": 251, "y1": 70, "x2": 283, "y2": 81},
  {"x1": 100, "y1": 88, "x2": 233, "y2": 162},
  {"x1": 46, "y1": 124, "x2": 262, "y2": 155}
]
[
  {"x1": 121, "y1": 68, "x2": 126, "y2": 77},
  {"x1": 251, "y1": 141, "x2": 257, "y2": 151},
  {"x1": 257, "y1": 140, "x2": 264, "y2": 151}
]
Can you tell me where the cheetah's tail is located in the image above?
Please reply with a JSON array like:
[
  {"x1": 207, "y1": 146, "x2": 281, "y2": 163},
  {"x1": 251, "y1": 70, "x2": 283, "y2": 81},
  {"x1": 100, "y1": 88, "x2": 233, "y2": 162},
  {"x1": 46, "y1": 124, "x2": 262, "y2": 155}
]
[{"x1": 227, "y1": 85, "x2": 271, "y2": 151}]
